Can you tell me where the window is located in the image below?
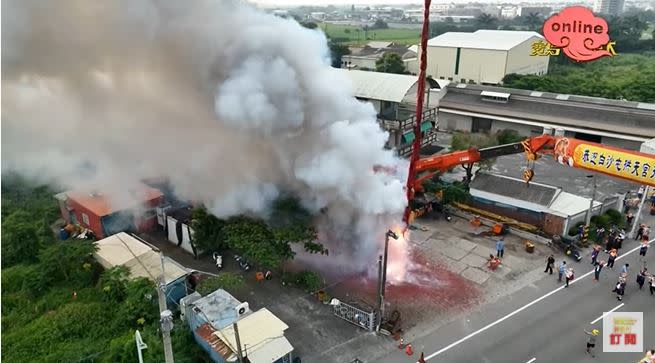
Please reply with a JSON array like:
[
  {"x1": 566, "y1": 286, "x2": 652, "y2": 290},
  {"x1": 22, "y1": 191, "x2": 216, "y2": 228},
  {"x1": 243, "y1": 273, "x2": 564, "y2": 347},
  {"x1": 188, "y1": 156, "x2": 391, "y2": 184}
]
[
  {"x1": 82, "y1": 213, "x2": 90, "y2": 226},
  {"x1": 440, "y1": 76, "x2": 445, "y2": 80},
  {"x1": 448, "y1": 77, "x2": 453, "y2": 81},
  {"x1": 472, "y1": 117, "x2": 493, "y2": 133},
  {"x1": 461, "y1": 78, "x2": 466, "y2": 83}
]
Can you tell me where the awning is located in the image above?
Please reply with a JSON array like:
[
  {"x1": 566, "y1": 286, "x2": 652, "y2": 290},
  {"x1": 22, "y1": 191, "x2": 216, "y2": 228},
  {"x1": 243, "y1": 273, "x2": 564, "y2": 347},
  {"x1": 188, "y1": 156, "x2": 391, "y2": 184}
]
[
  {"x1": 421, "y1": 121, "x2": 433, "y2": 132},
  {"x1": 402, "y1": 131, "x2": 415, "y2": 143}
]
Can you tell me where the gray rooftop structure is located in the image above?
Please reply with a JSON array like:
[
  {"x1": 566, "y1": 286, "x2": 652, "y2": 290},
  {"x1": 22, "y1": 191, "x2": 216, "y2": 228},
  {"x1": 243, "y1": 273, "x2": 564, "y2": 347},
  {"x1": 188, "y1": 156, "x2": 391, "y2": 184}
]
[
  {"x1": 439, "y1": 83, "x2": 655, "y2": 141},
  {"x1": 470, "y1": 172, "x2": 559, "y2": 206}
]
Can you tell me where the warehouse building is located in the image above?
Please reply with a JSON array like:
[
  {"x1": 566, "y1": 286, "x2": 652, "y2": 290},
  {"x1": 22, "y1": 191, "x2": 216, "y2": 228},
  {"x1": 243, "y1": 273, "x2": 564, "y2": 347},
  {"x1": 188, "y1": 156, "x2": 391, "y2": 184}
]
[
  {"x1": 423, "y1": 30, "x2": 548, "y2": 85},
  {"x1": 438, "y1": 83, "x2": 655, "y2": 150}
]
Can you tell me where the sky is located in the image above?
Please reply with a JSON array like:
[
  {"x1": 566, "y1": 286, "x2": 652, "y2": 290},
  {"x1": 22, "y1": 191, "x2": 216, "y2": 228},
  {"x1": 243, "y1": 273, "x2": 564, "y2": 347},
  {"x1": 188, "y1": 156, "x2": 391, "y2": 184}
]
[{"x1": 249, "y1": 0, "x2": 557, "y2": 7}]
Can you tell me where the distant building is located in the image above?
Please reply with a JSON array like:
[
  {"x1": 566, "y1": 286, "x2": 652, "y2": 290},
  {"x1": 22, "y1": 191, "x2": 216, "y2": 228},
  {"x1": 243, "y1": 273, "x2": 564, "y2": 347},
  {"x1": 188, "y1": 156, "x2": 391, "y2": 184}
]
[
  {"x1": 55, "y1": 183, "x2": 164, "y2": 239},
  {"x1": 310, "y1": 12, "x2": 326, "y2": 21},
  {"x1": 341, "y1": 42, "x2": 413, "y2": 70},
  {"x1": 424, "y1": 30, "x2": 548, "y2": 85},
  {"x1": 594, "y1": 0, "x2": 625, "y2": 15},
  {"x1": 501, "y1": 7, "x2": 519, "y2": 18},
  {"x1": 517, "y1": 6, "x2": 552, "y2": 17},
  {"x1": 182, "y1": 289, "x2": 294, "y2": 363}
]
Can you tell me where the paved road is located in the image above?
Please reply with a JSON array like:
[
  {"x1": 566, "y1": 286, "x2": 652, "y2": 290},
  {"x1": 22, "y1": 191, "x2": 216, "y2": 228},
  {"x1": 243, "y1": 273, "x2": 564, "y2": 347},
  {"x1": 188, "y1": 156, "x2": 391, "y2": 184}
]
[{"x1": 378, "y1": 238, "x2": 655, "y2": 363}]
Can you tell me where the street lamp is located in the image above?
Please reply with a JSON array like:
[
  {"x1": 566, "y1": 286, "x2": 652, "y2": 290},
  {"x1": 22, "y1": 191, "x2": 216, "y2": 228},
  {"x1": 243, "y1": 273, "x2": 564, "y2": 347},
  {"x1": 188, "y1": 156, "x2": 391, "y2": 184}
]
[
  {"x1": 581, "y1": 175, "x2": 597, "y2": 245},
  {"x1": 377, "y1": 229, "x2": 399, "y2": 332}
]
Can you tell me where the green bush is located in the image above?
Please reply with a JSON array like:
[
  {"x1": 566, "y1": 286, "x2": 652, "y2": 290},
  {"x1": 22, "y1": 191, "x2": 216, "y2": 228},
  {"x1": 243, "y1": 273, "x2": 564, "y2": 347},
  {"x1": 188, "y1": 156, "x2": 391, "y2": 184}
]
[
  {"x1": 605, "y1": 209, "x2": 624, "y2": 227},
  {"x1": 590, "y1": 214, "x2": 611, "y2": 229},
  {"x1": 495, "y1": 129, "x2": 524, "y2": 144},
  {"x1": 196, "y1": 272, "x2": 244, "y2": 296},
  {"x1": 294, "y1": 270, "x2": 323, "y2": 292}
]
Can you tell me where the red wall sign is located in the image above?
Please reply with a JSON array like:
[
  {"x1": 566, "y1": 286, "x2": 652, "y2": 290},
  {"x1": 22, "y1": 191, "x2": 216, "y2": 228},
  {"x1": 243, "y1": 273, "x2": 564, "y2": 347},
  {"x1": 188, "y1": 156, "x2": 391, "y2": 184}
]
[{"x1": 534, "y1": 6, "x2": 616, "y2": 62}]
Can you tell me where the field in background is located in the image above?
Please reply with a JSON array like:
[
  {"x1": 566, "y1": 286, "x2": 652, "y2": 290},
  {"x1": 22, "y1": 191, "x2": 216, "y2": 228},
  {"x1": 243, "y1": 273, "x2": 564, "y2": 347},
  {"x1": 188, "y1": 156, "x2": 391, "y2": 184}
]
[{"x1": 319, "y1": 23, "x2": 420, "y2": 45}]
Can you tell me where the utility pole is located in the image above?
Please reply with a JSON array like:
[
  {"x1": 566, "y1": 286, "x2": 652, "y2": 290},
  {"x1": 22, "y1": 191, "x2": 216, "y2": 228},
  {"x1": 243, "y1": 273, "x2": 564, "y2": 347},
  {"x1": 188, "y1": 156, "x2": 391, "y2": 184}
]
[
  {"x1": 582, "y1": 175, "x2": 597, "y2": 246},
  {"x1": 376, "y1": 255, "x2": 383, "y2": 331},
  {"x1": 233, "y1": 322, "x2": 244, "y2": 363},
  {"x1": 631, "y1": 186, "x2": 650, "y2": 238},
  {"x1": 157, "y1": 251, "x2": 175, "y2": 363},
  {"x1": 377, "y1": 230, "x2": 398, "y2": 332}
]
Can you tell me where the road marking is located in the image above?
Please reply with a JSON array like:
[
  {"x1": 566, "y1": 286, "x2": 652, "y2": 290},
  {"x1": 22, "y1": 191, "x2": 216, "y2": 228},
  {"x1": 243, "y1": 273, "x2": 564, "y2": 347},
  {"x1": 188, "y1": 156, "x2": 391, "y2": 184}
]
[
  {"x1": 590, "y1": 303, "x2": 624, "y2": 324},
  {"x1": 526, "y1": 358, "x2": 536, "y2": 363},
  {"x1": 423, "y1": 239, "x2": 654, "y2": 361}
]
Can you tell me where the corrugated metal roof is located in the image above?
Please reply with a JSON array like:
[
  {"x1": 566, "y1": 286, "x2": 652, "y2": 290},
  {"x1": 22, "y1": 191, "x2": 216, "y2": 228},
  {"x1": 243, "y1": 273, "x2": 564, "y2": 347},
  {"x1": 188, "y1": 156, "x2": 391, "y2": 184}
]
[
  {"x1": 549, "y1": 191, "x2": 601, "y2": 216},
  {"x1": 336, "y1": 69, "x2": 419, "y2": 103},
  {"x1": 94, "y1": 232, "x2": 187, "y2": 283},
  {"x1": 428, "y1": 30, "x2": 542, "y2": 51},
  {"x1": 195, "y1": 323, "x2": 235, "y2": 360},
  {"x1": 217, "y1": 308, "x2": 293, "y2": 363},
  {"x1": 470, "y1": 173, "x2": 560, "y2": 206}
]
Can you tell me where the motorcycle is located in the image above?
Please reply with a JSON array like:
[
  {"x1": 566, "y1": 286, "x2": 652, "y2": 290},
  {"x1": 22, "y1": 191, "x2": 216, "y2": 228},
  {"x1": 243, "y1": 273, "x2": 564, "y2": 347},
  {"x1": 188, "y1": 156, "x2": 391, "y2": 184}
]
[
  {"x1": 234, "y1": 255, "x2": 251, "y2": 272},
  {"x1": 550, "y1": 235, "x2": 582, "y2": 262},
  {"x1": 212, "y1": 252, "x2": 223, "y2": 270}
]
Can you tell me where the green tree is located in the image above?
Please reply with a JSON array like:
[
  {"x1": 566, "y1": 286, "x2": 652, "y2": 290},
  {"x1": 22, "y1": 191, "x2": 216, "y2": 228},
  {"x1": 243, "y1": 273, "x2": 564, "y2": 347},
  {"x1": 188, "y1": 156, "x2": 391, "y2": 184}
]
[
  {"x1": 371, "y1": 19, "x2": 389, "y2": 29},
  {"x1": 191, "y1": 207, "x2": 227, "y2": 252},
  {"x1": 99, "y1": 266, "x2": 130, "y2": 302},
  {"x1": 37, "y1": 240, "x2": 98, "y2": 286},
  {"x1": 300, "y1": 21, "x2": 318, "y2": 29},
  {"x1": 523, "y1": 12, "x2": 542, "y2": 31},
  {"x1": 329, "y1": 40, "x2": 350, "y2": 68},
  {"x1": 476, "y1": 13, "x2": 498, "y2": 30},
  {"x1": 223, "y1": 216, "x2": 293, "y2": 268},
  {"x1": 1, "y1": 211, "x2": 42, "y2": 267},
  {"x1": 120, "y1": 278, "x2": 158, "y2": 327},
  {"x1": 375, "y1": 52, "x2": 406, "y2": 74},
  {"x1": 269, "y1": 197, "x2": 327, "y2": 255}
]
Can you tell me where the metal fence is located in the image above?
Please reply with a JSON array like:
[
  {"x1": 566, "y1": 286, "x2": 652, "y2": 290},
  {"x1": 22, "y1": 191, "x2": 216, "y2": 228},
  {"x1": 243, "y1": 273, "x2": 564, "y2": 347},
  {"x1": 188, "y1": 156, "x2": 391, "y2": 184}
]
[{"x1": 332, "y1": 300, "x2": 376, "y2": 332}]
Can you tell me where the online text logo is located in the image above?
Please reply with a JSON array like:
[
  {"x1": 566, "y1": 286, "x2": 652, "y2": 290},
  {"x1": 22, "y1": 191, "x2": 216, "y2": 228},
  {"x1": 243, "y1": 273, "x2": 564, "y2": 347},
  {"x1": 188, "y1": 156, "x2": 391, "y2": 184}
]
[{"x1": 603, "y1": 312, "x2": 643, "y2": 352}]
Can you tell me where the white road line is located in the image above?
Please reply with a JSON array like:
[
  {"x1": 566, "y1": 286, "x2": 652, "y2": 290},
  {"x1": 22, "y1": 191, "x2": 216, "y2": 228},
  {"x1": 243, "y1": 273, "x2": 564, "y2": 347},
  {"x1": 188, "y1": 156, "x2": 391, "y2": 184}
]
[
  {"x1": 525, "y1": 358, "x2": 536, "y2": 363},
  {"x1": 423, "y1": 239, "x2": 654, "y2": 361},
  {"x1": 590, "y1": 303, "x2": 624, "y2": 324}
]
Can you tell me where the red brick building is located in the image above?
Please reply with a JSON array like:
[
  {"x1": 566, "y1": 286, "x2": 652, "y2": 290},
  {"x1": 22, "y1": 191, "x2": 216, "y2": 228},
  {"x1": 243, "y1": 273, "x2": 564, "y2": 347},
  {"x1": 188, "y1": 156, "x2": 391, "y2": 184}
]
[{"x1": 55, "y1": 183, "x2": 164, "y2": 239}]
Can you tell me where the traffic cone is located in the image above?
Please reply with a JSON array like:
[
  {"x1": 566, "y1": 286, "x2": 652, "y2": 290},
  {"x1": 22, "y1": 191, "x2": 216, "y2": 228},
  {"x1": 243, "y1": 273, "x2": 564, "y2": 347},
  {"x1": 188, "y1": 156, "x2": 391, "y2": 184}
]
[
  {"x1": 405, "y1": 344, "x2": 413, "y2": 356},
  {"x1": 398, "y1": 338, "x2": 404, "y2": 349}
]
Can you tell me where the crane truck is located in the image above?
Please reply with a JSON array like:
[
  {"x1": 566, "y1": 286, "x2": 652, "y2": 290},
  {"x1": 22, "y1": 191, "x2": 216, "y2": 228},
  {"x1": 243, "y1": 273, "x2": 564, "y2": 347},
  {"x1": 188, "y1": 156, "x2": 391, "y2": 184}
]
[{"x1": 377, "y1": 133, "x2": 655, "y2": 224}]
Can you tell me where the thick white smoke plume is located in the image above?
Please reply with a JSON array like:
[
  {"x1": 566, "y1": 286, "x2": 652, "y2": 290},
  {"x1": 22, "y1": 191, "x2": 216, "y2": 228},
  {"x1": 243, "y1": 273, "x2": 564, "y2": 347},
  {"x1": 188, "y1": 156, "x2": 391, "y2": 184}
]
[{"x1": 2, "y1": 0, "x2": 409, "y2": 276}]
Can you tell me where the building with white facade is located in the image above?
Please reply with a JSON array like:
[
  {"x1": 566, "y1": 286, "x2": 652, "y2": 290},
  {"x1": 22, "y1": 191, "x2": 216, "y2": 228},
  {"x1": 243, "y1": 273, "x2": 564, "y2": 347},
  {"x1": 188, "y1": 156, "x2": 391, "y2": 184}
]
[
  {"x1": 424, "y1": 30, "x2": 549, "y2": 85},
  {"x1": 594, "y1": 0, "x2": 625, "y2": 15}
]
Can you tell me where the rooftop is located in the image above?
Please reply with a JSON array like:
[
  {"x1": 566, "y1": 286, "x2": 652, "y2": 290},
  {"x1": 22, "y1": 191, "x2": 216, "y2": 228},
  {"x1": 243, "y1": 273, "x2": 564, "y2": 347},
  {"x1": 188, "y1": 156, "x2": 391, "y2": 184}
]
[
  {"x1": 428, "y1": 30, "x2": 542, "y2": 51},
  {"x1": 471, "y1": 172, "x2": 602, "y2": 216},
  {"x1": 336, "y1": 69, "x2": 442, "y2": 103},
  {"x1": 94, "y1": 232, "x2": 188, "y2": 283},
  {"x1": 66, "y1": 183, "x2": 163, "y2": 217},
  {"x1": 440, "y1": 84, "x2": 655, "y2": 140},
  {"x1": 191, "y1": 289, "x2": 248, "y2": 330}
]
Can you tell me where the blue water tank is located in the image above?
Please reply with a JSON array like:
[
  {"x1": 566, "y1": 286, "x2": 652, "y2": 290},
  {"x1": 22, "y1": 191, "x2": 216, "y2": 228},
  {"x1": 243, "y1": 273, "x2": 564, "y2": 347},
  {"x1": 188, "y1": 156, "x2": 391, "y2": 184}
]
[{"x1": 59, "y1": 229, "x2": 69, "y2": 240}]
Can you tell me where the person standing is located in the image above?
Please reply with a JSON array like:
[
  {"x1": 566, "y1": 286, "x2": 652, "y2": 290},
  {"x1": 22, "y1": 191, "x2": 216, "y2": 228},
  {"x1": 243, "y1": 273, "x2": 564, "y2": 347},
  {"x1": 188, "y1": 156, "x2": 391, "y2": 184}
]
[
  {"x1": 558, "y1": 260, "x2": 567, "y2": 282},
  {"x1": 596, "y1": 227, "x2": 605, "y2": 242},
  {"x1": 650, "y1": 276, "x2": 655, "y2": 295},
  {"x1": 637, "y1": 268, "x2": 648, "y2": 290},
  {"x1": 565, "y1": 267, "x2": 574, "y2": 287},
  {"x1": 544, "y1": 254, "x2": 555, "y2": 274},
  {"x1": 640, "y1": 240, "x2": 649, "y2": 257},
  {"x1": 594, "y1": 260, "x2": 605, "y2": 282},
  {"x1": 496, "y1": 237, "x2": 505, "y2": 258},
  {"x1": 627, "y1": 212, "x2": 635, "y2": 227},
  {"x1": 584, "y1": 329, "x2": 600, "y2": 357},
  {"x1": 636, "y1": 224, "x2": 645, "y2": 241},
  {"x1": 643, "y1": 226, "x2": 651, "y2": 242},
  {"x1": 621, "y1": 263, "x2": 630, "y2": 275},
  {"x1": 608, "y1": 249, "x2": 618, "y2": 269},
  {"x1": 591, "y1": 246, "x2": 600, "y2": 265}
]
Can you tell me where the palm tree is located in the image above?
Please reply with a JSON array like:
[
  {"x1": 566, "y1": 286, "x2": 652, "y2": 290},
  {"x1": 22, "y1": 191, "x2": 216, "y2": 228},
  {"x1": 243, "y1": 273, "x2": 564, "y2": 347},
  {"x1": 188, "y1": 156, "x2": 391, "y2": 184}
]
[
  {"x1": 476, "y1": 13, "x2": 498, "y2": 30},
  {"x1": 524, "y1": 12, "x2": 542, "y2": 32}
]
